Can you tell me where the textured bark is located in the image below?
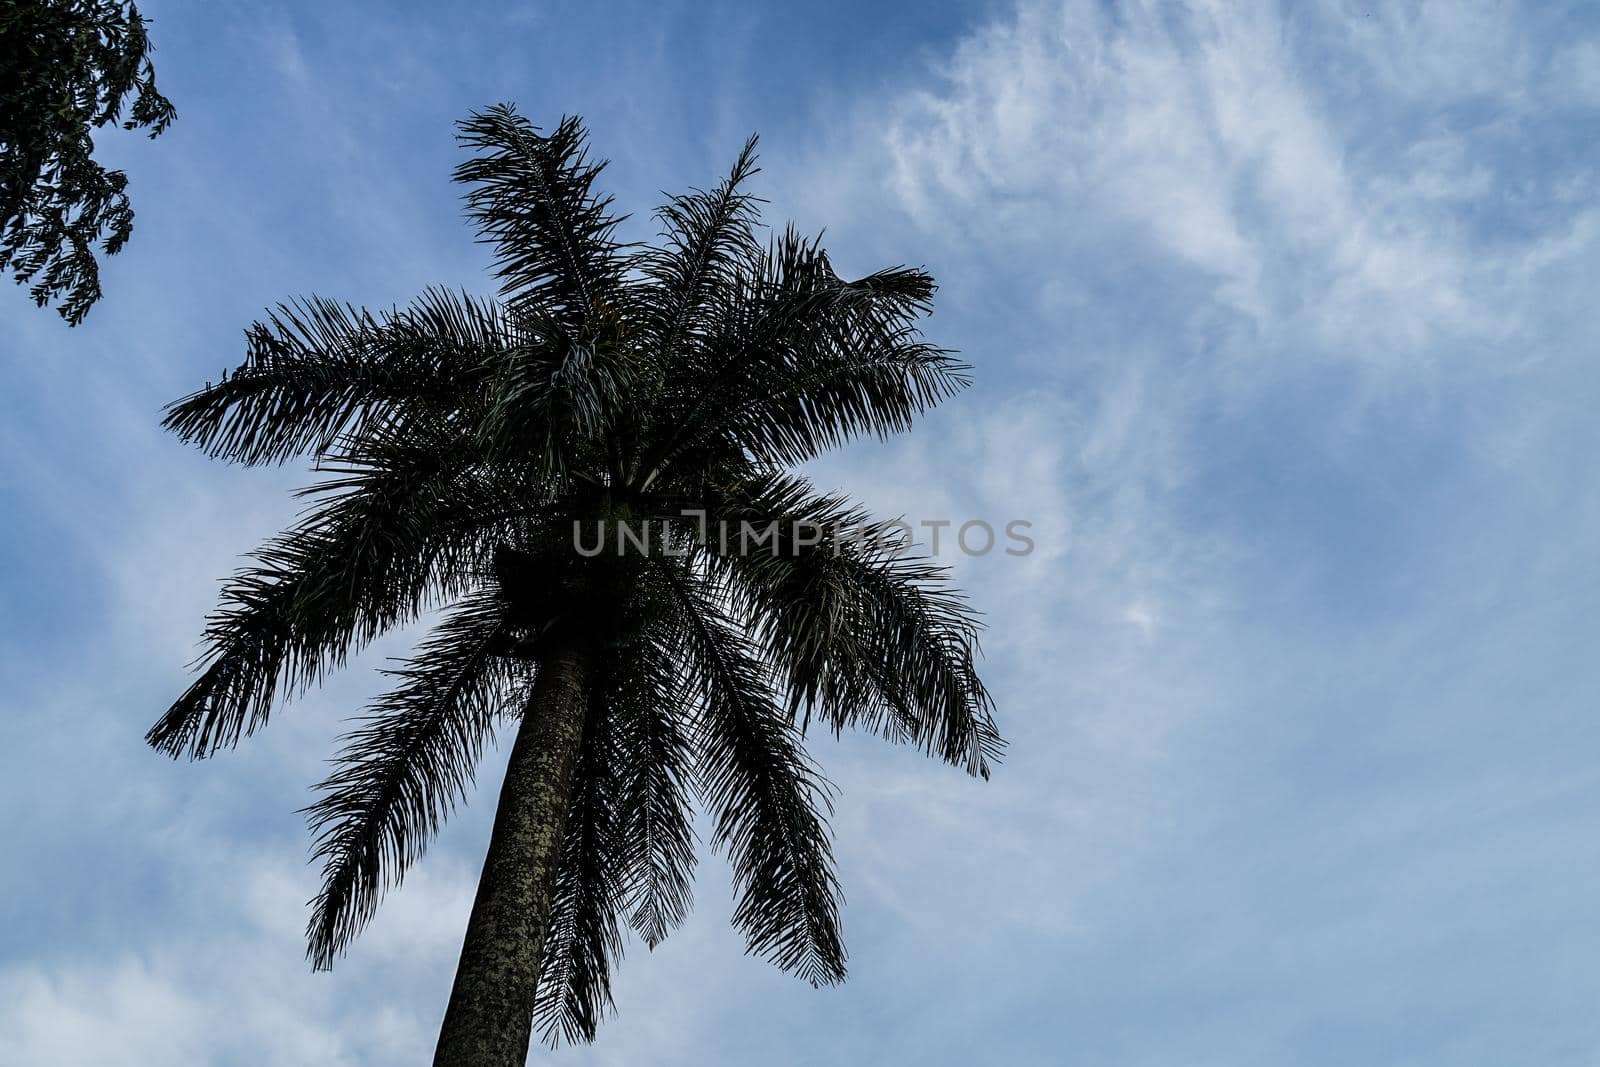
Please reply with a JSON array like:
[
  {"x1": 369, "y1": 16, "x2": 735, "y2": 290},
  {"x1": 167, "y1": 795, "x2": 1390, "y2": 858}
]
[{"x1": 433, "y1": 651, "x2": 589, "y2": 1066}]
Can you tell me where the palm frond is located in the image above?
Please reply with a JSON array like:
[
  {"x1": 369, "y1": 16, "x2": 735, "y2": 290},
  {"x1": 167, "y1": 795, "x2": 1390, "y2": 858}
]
[
  {"x1": 163, "y1": 289, "x2": 506, "y2": 466},
  {"x1": 455, "y1": 107, "x2": 627, "y2": 327},
  {"x1": 532, "y1": 666, "x2": 630, "y2": 1047},
  {"x1": 147, "y1": 430, "x2": 533, "y2": 758},
  {"x1": 660, "y1": 564, "x2": 847, "y2": 987},
  {"x1": 635, "y1": 134, "x2": 763, "y2": 364},
  {"x1": 700, "y1": 473, "x2": 1003, "y2": 778},
  {"x1": 613, "y1": 629, "x2": 697, "y2": 949},
  {"x1": 304, "y1": 593, "x2": 521, "y2": 969},
  {"x1": 647, "y1": 229, "x2": 968, "y2": 473}
]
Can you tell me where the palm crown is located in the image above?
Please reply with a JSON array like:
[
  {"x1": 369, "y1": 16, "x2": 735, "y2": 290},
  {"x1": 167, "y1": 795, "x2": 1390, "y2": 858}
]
[{"x1": 152, "y1": 105, "x2": 1000, "y2": 1059}]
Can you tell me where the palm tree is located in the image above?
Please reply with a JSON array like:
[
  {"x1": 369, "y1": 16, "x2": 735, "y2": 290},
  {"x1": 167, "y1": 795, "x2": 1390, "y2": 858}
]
[{"x1": 150, "y1": 105, "x2": 1001, "y2": 1067}]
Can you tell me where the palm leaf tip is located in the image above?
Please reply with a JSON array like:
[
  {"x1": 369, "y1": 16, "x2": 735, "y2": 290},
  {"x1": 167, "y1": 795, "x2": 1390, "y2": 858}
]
[{"x1": 146, "y1": 646, "x2": 277, "y2": 759}]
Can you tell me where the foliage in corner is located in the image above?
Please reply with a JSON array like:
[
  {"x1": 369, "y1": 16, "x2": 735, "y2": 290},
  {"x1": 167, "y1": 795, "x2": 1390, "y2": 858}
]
[{"x1": 1, "y1": 0, "x2": 176, "y2": 325}]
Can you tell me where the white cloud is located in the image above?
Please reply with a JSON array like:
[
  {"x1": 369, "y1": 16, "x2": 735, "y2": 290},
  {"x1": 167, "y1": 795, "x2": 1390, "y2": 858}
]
[{"x1": 813, "y1": 0, "x2": 1588, "y2": 369}]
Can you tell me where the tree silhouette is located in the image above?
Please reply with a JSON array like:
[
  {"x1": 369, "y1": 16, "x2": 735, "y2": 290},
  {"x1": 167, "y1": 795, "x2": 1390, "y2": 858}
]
[
  {"x1": 1, "y1": 0, "x2": 175, "y2": 325},
  {"x1": 152, "y1": 105, "x2": 1000, "y2": 1066}
]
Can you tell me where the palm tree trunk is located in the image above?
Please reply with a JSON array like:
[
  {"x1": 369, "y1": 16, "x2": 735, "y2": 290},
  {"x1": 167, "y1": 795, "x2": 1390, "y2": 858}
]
[{"x1": 433, "y1": 650, "x2": 589, "y2": 1066}]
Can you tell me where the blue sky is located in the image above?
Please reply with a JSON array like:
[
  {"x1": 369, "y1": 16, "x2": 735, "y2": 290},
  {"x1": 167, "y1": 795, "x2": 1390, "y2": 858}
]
[{"x1": 4, "y1": 1, "x2": 1600, "y2": 1063}]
